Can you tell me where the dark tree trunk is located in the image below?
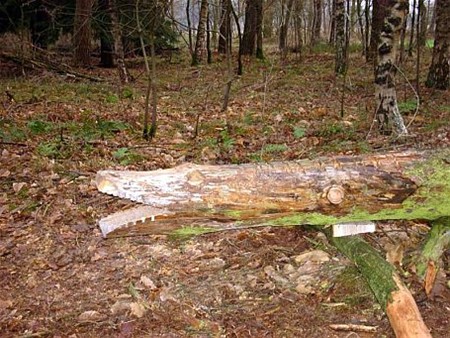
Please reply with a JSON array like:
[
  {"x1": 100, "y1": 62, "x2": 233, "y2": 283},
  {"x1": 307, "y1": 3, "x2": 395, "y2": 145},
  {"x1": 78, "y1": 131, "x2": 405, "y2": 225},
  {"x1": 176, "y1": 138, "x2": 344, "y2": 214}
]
[
  {"x1": 73, "y1": 0, "x2": 94, "y2": 67},
  {"x1": 279, "y1": 0, "x2": 295, "y2": 55},
  {"x1": 418, "y1": 0, "x2": 427, "y2": 46},
  {"x1": 255, "y1": 0, "x2": 264, "y2": 59},
  {"x1": 311, "y1": 0, "x2": 323, "y2": 45},
  {"x1": 335, "y1": 0, "x2": 347, "y2": 74},
  {"x1": 98, "y1": 0, "x2": 114, "y2": 68},
  {"x1": 425, "y1": 0, "x2": 449, "y2": 89},
  {"x1": 368, "y1": 0, "x2": 390, "y2": 63},
  {"x1": 329, "y1": 0, "x2": 337, "y2": 44},
  {"x1": 218, "y1": 0, "x2": 231, "y2": 54},
  {"x1": 241, "y1": 0, "x2": 260, "y2": 55}
]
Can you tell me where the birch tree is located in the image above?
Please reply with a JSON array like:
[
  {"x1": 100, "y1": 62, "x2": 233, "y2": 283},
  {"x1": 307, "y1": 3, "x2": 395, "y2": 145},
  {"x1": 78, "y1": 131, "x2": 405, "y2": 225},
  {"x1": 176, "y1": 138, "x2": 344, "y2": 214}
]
[
  {"x1": 334, "y1": 0, "x2": 346, "y2": 74},
  {"x1": 192, "y1": 0, "x2": 209, "y2": 65},
  {"x1": 374, "y1": 0, "x2": 409, "y2": 135}
]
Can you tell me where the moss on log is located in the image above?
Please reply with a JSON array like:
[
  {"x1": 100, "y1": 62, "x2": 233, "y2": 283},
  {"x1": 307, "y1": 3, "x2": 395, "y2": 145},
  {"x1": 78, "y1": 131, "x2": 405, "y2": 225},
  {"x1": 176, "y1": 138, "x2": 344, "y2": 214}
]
[
  {"x1": 97, "y1": 148, "x2": 450, "y2": 237},
  {"x1": 330, "y1": 234, "x2": 431, "y2": 337},
  {"x1": 417, "y1": 217, "x2": 450, "y2": 277}
]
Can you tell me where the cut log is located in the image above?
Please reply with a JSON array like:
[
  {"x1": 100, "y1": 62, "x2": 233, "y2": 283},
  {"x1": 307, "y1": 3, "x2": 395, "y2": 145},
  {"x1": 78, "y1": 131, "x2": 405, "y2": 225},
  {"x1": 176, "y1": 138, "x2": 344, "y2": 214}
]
[
  {"x1": 96, "y1": 148, "x2": 450, "y2": 237},
  {"x1": 331, "y1": 234, "x2": 432, "y2": 338}
]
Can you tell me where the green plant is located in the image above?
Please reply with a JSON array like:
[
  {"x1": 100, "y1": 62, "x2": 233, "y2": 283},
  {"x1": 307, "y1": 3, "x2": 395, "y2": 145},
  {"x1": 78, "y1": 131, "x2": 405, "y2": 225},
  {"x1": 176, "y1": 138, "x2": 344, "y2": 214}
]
[
  {"x1": 0, "y1": 121, "x2": 26, "y2": 142},
  {"x1": 112, "y1": 147, "x2": 142, "y2": 165},
  {"x1": 105, "y1": 94, "x2": 119, "y2": 104},
  {"x1": 27, "y1": 120, "x2": 54, "y2": 134},
  {"x1": 263, "y1": 143, "x2": 289, "y2": 153},
  {"x1": 122, "y1": 87, "x2": 134, "y2": 99},
  {"x1": 293, "y1": 126, "x2": 306, "y2": 139},
  {"x1": 398, "y1": 100, "x2": 417, "y2": 114},
  {"x1": 318, "y1": 123, "x2": 345, "y2": 137},
  {"x1": 219, "y1": 130, "x2": 235, "y2": 151},
  {"x1": 37, "y1": 141, "x2": 61, "y2": 158}
]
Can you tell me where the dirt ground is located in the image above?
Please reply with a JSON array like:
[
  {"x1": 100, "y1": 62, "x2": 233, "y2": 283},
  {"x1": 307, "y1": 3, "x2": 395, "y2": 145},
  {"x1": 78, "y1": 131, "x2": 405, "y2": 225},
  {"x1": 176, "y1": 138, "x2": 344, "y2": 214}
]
[{"x1": 1, "y1": 48, "x2": 449, "y2": 337}]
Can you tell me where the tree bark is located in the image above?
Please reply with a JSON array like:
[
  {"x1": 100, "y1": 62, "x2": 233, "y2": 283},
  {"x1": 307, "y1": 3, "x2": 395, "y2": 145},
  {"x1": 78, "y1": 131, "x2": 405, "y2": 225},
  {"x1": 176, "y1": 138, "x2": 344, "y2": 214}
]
[
  {"x1": 96, "y1": 148, "x2": 450, "y2": 237},
  {"x1": 218, "y1": 0, "x2": 232, "y2": 54},
  {"x1": 110, "y1": 0, "x2": 129, "y2": 83},
  {"x1": 279, "y1": 0, "x2": 295, "y2": 56},
  {"x1": 98, "y1": 0, "x2": 114, "y2": 68},
  {"x1": 335, "y1": 0, "x2": 347, "y2": 74},
  {"x1": 416, "y1": 217, "x2": 450, "y2": 283},
  {"x1": 73, "y1": 0, "x2": 94, "y2": 67},
  {"x1": 374, "y1": 0, "x2": 409, "y2": 135},
  {"x1": 368, "y1": 0, "x2": 390, "y2": 63},
  {"x1": 311, "y1": 0, "x2": 323, "y2": 45},
  {"x1": 192, "y1": 0, "x2": 209, "y2": 65},
  {"x1": 425, "y1": 0, "x2": 449, "y2": 90},
  {"x1": 241, "y1": 0, "x2": 258, "y2": 55}
]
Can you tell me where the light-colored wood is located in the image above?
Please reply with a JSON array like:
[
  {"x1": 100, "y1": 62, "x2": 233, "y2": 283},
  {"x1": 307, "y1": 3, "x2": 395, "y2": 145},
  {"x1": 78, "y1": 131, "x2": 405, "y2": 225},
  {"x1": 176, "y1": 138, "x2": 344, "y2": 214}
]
[{"x1": 386, "y1": 275, "x2": 432, "y2": 338}]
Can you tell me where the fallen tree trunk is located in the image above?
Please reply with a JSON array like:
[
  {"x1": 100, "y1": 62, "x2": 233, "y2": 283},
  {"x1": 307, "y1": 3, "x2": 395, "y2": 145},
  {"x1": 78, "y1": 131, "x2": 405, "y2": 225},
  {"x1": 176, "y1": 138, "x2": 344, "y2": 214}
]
[
  {"x1": 416, "y1": 217, "x2": 450, "y2": 295},
  {"x1": 331, "y1": 234, "x2": 432, "y2": 338},
  {"x1": 97, "y1": 148, "x2": 450, "y2": 237}
]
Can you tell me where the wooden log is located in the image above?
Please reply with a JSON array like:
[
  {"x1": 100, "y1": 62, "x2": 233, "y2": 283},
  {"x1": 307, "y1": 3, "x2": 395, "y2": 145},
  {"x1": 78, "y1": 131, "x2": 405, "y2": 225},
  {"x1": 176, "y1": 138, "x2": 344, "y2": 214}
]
[
  {"x1": 416, "y1": 217, "x2": 450, "y2": 294},
  {"x1": 331, "y1": 234, "x2": 432, "y2": 338},
  {"x1": 96, "y1": 148, "x2": 450, "y2": 237}
]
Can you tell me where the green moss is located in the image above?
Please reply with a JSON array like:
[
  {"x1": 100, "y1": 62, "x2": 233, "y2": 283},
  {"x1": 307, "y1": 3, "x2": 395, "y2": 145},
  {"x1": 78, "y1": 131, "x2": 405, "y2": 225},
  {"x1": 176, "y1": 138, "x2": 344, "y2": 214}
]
[{"x1": 170, "y1": 226, "x2": 216, "y2": 238}]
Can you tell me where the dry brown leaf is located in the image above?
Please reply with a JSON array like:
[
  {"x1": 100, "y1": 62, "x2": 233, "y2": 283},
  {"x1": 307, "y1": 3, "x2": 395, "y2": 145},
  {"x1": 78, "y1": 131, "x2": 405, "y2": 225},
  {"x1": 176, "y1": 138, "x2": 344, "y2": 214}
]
[
  {"x1": 129, "y1": 302, "x2": 146, "y2": 318},
  {"x1": 78, "y1": 310, "x2": 105, "y2": 322},
  {"x1": 12, "y1": 182, "x2": 27, "y2": 193}
]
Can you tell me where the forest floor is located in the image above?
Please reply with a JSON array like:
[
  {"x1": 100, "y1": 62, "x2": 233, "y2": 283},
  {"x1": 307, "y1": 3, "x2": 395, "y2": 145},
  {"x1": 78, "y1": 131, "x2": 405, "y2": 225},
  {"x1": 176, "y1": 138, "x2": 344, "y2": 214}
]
[{"x1": 1, "y1": 45, "x2": 449, "y2": 337}]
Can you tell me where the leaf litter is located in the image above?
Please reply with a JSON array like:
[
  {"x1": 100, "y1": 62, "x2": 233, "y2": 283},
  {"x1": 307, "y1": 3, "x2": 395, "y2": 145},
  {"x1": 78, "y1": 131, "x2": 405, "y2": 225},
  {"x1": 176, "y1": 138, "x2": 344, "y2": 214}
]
[{"x1": 0, "y1": 51, "x2": 449, "y2": 337}]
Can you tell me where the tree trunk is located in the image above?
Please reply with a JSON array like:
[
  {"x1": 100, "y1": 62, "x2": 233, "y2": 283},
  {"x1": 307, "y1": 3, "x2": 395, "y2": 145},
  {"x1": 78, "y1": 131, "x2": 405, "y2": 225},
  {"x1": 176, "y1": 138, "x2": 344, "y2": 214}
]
[
  {"x1": 311, "y1": 0, "x2": 322, "y2": 45},
  {"x1": 368, "y1": 0, "x2": 390, "y2": 63},
  {"x1": 73, "y1": 0, "x2": 93, "y2": 67},
  {"x1": 98, "y1": 0, "x2": 114, "y2": 68},
  {"x1": 279, "y1": 0, "x2": 295, "y2": 56},
  {"x1": 192, "y1": 0, "x2": 209, "y2": 65},
  {"x1": 329, "y1": 0, "x2": 337, "y2": 44},
  {"x1": 255, "y1": 0, "x2": 264, "y2": 59},
  {"x1": 241, "y1": 0, "x2": 258, "y2": 55},
  {"x1": 335, "y1": 0, "x2": 347, "y2": 74},
  {"x1": 218, "y1": 0, "x2": 232, "y2": 54},
  {"x1": 263, "y1": 0, "x2": 274, "y2": 38},
  {"x1": 408, "y1": 0, "x2": 417, "y2": 55},
  {"x1": 330, "y1": 234, "x2": 432, "y2": 337},
  {"x1": 416, "y1": 217, "x2": 450, "y2": 282},
  {"x1": 425, "y1": 0, "x2": 449, "y2": 90},
  {"x1": 374, "y1": 0, "x2": 409, "y2": 136},
  {"x1": 96, "y1": 148, "x2": 450, "y2": 237},
  {"x1": 418, "y1": 0, "x2": 427, "y2": 46},
  {"x1": 110, "y1": 0, "x2": 129, "y2": 84}
]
